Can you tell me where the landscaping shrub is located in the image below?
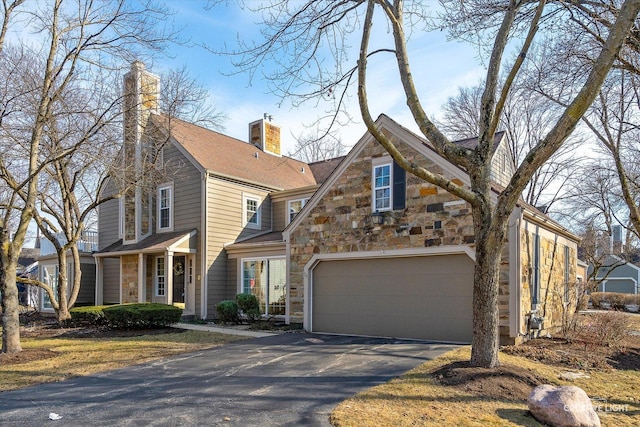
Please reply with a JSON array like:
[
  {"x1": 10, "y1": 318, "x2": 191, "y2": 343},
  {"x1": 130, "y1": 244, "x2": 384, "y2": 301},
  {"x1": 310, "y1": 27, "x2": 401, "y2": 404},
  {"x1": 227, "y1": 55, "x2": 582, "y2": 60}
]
[
  {"x1": 216, "y1": 300, "x2": 239, "y2": 324},
  {"x1": 70, "y1": 305, "x2": 109, "y2": 326},
  {"x1": 624, "y1": 294, "x2": 640, "y2": 305},
  {"x1": 590, "y1": 292, "x2": 604, "y2": 309},
  {"x1": 236, "y1": 293, "x2": 261, "y2": 321},
  {"x1": 581, "y1": 311, "x2": 631, "y2": 347},
  {"x1": 608, "y1": 292, "x2": 627, "y2": 310},
  {"x1": 102, "y1": 303, "x2": 183, "y2": 329}
]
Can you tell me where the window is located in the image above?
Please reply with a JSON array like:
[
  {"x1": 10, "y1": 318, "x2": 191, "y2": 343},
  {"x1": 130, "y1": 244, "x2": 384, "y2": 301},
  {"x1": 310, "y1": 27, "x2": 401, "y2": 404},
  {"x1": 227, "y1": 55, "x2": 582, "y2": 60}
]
[
  {"x1": 288, "y1": 198, "x2": 309, "y2": 224},
  {"x1": 241, "y1": 257, "x2": 286, "y2": 316},
  {"x1": 564, "y1": 245, "x2": 571, "y2": 303},
  {"x1": 41, "y1": 265, "x2": 59, "y2": 310},
  {"x1": 532, "y1": 230, "x2": 540, "y2": 307},
  {"x1": 373, "y1": 163, "x2": 391, "y2": 210},
  {"x1": 156, "y1": 257, "x2": 166, "y2": 296},
  {"x1": 119, "y1": 197, "x2": 124, "y2": 239},
  {"x1": 372, "y1": 158, "x2": 406, "y2": 212},
  {"x1": 158, "y1": 184, "x2": 173, "y2": 231},
  {"x1": 243, "y1": 194, "x2": 261, "y2": 229}
]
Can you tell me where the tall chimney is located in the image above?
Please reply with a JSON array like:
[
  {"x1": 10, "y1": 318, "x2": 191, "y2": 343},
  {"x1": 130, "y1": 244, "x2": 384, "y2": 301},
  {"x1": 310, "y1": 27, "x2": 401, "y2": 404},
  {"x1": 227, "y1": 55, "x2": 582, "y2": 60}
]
[
  {"x1": 248, "y1": 116, "x2": 281, "y2": 156},
  {"x1": 122, "y1": 61, "x2": 160, "y2": 243}
]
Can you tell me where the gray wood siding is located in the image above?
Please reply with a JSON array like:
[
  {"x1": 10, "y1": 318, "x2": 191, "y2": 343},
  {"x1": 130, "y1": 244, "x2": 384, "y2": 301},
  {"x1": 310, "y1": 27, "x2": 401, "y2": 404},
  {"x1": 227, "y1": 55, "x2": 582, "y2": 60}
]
[
  {"x1": 78, "y1": 263, "x2": 96, "y2": 304},
  {"x1": 205, "y1": 176, "x2": 272, "y2": 316},
  {"x1": 273, "y1": 199, "x2": 286, "y2": 231},
  {"x1": 490, "y1": 142, "x2": 515, "y2": 188},
  {"x1": 103, "y1": 258, "x2": 120, "y2": 303},
  {"x1": 98, "y1": 179, "x2": 120, "y2": 251},
  {"x1": 157, "y1": 143, "x2": 202, "y2": 234}
]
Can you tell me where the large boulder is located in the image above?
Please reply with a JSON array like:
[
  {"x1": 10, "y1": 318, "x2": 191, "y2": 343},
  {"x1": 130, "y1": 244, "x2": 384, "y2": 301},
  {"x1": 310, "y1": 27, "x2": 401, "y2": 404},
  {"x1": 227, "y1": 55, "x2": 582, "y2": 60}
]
[{"x1": 528, "y1": 384, "x2": 600, "y2": 427}]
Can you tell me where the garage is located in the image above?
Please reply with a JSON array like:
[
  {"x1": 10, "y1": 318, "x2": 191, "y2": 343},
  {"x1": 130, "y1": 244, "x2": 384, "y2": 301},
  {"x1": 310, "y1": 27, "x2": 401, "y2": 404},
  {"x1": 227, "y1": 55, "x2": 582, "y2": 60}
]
[{"x1": 310, "y1": 254, "x2": 474, "y2": 343}]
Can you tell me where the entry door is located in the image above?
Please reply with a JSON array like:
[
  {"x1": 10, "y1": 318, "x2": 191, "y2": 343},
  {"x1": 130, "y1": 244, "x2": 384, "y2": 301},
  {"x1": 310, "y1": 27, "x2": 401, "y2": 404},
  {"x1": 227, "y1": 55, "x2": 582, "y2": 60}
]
[{"x1": 173, "y1": 256, "x2": 185, "y2": 304}]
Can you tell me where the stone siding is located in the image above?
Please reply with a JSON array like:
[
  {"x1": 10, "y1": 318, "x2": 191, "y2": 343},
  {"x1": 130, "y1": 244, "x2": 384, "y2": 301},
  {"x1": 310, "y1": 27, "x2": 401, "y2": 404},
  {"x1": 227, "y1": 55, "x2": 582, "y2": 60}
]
[
  {"x1": 289, "y1": 136, "x2": 479, "y2": 320},
  {"x1": 520, "y1": 223, "x2": 577, "y2": 338},
  {"x1": 121, "y1": 254, "x2": 138, "y2": 303}
]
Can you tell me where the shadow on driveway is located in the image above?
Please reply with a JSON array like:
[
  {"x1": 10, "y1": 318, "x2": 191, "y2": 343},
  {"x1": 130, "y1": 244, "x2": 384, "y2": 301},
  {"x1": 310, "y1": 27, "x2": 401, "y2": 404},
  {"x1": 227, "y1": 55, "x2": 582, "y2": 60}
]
[{"x1": 0, "y1": 333, "x2": 458, "y2": 426}]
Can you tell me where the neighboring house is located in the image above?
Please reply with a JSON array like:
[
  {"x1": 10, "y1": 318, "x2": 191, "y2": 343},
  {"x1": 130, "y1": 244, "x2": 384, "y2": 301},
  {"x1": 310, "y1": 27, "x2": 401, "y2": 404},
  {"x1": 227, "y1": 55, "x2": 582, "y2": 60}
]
[
  {"x1": 284, "y1": 115, "x2": 579, "y2": 345},
  {"x1": 95, "y1": 62, "x2": 579, "y2": 345},
  {"x1": 38, "y1": 231, "x2": 97, "y2": 312},
  {"x1": 589, "y1": 255, "x2": 640, "y2": 294}
]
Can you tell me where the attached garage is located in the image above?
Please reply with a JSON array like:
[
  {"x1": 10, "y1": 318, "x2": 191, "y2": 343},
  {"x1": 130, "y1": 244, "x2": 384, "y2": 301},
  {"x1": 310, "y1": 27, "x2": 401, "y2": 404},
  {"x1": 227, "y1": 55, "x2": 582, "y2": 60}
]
[{"x1": 308, "y1": 253, "x2": 475, "y2": 343}]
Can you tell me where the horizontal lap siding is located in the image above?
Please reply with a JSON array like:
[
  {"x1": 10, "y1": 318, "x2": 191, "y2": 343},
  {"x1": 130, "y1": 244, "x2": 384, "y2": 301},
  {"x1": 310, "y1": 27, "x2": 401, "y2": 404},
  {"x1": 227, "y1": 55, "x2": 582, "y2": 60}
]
[
  {"x1": 162, "y1": 144, "x2": 203, "y2": 315},
  {"x1": 78, "y1": 263, "x2": 96, "y2": 304},
  {"x1": 206, "y1": 175, "x2": 272, "y2": 316},
  {"x1": 102, "y1": 258, "x2": 120, "y2": 304},
  {"x1": 98, "y1": 179, "x2": 120, "y2": 251}
]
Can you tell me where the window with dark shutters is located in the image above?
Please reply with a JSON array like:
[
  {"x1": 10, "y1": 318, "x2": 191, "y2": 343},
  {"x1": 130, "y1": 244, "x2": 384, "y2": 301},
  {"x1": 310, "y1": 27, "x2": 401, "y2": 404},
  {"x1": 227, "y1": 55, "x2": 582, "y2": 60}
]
[{"x1": 392, "y1": 161, "x2": 406, "y2": 210}]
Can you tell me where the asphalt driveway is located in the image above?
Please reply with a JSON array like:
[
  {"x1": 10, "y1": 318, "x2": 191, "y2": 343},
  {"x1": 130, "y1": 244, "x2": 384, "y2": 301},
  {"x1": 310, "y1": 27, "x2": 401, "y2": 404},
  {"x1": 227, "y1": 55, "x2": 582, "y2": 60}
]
[{"x1": 0, "y1": 333, "x2": 458, "y2": 426}]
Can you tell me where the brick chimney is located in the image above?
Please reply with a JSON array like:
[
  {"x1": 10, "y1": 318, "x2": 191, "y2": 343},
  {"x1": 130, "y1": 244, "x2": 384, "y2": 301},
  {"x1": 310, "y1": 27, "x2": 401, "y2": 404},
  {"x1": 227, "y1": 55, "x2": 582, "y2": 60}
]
[{"x1": 249, "y1": 114, "x2": 281, "y2": 156}]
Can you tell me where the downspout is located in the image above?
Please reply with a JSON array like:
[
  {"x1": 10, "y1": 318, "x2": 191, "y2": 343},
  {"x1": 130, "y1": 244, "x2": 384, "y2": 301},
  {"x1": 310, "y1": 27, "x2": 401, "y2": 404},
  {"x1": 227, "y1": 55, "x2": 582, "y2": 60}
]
[
  {"x1": 508, "y1": 207, "x2": 523, "y2": 340},
  {"x1": 200, "y1": 171, "x2": 209, "y2": 319}
]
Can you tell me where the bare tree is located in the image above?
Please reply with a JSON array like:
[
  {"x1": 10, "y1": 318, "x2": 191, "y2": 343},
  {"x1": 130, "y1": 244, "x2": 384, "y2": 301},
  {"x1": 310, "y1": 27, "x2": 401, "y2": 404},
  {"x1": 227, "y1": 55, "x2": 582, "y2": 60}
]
[
  {"x1": 223, "y1": 0, "x2": 640, "y2": 367},
  {"x1": 438, "y1": 83, "x2": 584, "y2": 210},
  {"x1": 0, "y1": 0, "x2": 175, "y2": 354},
  {"x1": 288, "y1": 130, "x2": 347, "y2": 163}
]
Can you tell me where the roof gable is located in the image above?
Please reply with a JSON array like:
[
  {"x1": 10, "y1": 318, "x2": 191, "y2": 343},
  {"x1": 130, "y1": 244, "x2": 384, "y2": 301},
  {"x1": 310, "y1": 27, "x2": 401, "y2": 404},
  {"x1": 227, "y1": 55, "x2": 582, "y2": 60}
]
[
  {"x1": 284, "y1": 114, "x2": 472, "y2": 238},
  {"x1": 150, "y1": 115, "x2": 317, "y2": 190}
]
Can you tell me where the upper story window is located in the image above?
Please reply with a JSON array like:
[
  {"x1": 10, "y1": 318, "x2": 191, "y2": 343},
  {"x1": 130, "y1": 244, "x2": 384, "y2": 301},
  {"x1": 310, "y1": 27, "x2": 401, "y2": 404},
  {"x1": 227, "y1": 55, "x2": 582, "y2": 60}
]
[
  {"x1": 372, "y1": 157, "x2": 406, "y2": 212},
  {"x1": 157, "y1": 183, "x2": 173, "y2": 232},
  {"x1": 288, "y1": 198, "x2": 309, "y2": 224},
  {"x1": 243, "y1": 194, "x2": 261, "y2": 229},
  {"x1": 373, "y1": 163, "x2": 392, "y2": 211}
]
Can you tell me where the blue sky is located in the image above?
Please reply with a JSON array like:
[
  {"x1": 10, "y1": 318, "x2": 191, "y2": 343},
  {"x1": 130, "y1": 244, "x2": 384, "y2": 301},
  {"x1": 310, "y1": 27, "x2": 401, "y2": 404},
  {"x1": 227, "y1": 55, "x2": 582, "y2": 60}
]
[{"x1": 157, "y1": 1, "x2": 487, "y2": 155}]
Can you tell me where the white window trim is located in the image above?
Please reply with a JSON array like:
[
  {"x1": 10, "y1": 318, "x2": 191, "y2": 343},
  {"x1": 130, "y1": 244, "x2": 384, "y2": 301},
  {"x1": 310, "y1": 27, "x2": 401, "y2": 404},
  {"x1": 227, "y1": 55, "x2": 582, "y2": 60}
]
[
  {"x1": 243, "y1": 193, "x2": 261, "y2": 230},
  {"x1": 372, "y1": 157, "x2": 393, "y2": 212},
  {"x1": 157, "y1": 182, "x2": 174, "y2": 232},
  {"x1": 287, "y1": 198, "x2": 309, "y2": 225},
  {"x1": 118, "y1": 197, "x2": 124, "y2": 239},
  {"x1": 155, "y1": 256, "x2": 166, "y2": 297},
  {"x1": 239, "y1": 256, "x2": 287, "y2": 317}
]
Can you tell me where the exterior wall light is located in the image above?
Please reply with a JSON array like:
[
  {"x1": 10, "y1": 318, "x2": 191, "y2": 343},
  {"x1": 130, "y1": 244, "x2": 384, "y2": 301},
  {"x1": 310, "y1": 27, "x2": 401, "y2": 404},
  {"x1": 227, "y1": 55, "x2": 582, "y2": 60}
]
[{"x1": 371, "y1": 211, "x2": 384, "y2": 226}]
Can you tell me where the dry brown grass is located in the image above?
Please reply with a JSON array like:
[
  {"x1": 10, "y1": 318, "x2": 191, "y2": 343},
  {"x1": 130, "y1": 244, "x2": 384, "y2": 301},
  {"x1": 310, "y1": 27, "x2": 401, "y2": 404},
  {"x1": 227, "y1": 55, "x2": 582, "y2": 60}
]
[
  {"x1": 0, "y1": 330, "x2": 245, "y2": 392},
  {"x1": 331, "y1": 346, "x2": 640, "y2": 427}
]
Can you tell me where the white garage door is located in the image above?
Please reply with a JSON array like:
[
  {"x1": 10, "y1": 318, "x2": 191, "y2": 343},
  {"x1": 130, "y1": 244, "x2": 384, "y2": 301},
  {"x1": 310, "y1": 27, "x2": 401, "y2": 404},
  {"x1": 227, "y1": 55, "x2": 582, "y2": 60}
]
[{"x1": 311, "y1": 254, "x2": 474, "y2": 342}]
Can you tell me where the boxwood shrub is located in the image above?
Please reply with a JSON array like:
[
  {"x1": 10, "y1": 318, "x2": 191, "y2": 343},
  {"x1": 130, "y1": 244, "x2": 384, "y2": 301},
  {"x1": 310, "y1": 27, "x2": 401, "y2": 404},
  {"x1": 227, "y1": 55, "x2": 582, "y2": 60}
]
[
  {"x1": 70, "y1": 303, "x2": 182, "y2": 329},
  {"x1": 236, "y1": 293, "x2": 261, "y2": 321},
  {"x1": 70, "y1": 305, "x2": 110, "y2": 326},
  {"x1": 216, "y1": 300, "x2": 240, "y2": 324},
  {"x1": 103, "y1": 303, "x2": 183, "y2": 329}
]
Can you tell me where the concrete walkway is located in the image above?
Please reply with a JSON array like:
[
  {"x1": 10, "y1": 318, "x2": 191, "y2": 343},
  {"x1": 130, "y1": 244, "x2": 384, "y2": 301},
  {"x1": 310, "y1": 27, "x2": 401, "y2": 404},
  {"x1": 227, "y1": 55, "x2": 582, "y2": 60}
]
[
  {"x1": 172, "y1": 322, "x2": 276, "y2": 338},
  {"x1": 0, "y1": 333, "x2": 458, "y2": 426}
]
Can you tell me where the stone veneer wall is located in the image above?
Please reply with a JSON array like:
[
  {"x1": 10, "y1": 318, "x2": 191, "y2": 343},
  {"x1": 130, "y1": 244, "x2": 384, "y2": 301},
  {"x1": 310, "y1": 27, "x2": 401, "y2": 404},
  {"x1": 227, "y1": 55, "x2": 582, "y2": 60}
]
[
  {"x1": 121, "y1": 254, "x2": 139, "y2": 303},
  {"x1": 289, "y1": 135, "x2": 489, "y2": 321},
  {"x1": 520, "y1": 224, "x2": 577, "y2": 338}
]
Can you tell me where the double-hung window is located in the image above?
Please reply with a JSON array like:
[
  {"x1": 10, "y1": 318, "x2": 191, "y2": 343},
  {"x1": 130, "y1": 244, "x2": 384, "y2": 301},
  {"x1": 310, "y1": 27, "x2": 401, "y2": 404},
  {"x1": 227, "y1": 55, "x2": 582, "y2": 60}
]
[
  {"x1": 157, "y1": 183, "x2": 173, "y2": 231},
  {"x1": 243, "y1": 194, "x2": 261, "y2": 229},
  {"x1": 156, "y1": 256, "x2": 166, "y2": 297},
  {"x1": 288, "y1": 198, "x2": 309, "y2": 224},
  {"x1": 372, "y1": 157, "x2": 406, "y2": 212}
]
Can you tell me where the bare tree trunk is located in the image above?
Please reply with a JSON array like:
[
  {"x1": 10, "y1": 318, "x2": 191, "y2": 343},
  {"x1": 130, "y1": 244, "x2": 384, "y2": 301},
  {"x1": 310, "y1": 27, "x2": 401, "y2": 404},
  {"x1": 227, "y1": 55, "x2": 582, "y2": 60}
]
[
  {"x1": 56, "y1": 251, "x2": 70, "y2": 322},
  {"x1": 1, "y1": 260, "x2": 22, "y2": 354}
]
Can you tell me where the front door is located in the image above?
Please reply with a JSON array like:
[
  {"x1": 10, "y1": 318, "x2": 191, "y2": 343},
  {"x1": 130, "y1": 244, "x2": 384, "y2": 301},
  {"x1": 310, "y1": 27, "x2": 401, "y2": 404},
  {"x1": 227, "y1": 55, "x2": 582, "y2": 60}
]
[{"x1": 173, "y1": 256, "x2": 185, "y2": 304}]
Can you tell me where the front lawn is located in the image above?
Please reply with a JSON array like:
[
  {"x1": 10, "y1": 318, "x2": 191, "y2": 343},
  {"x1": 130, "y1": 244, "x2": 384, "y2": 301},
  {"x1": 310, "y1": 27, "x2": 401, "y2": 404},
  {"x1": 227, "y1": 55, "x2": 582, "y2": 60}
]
[
  {"x1": 0, "y1": 326, "x2": 245, "y2": 392},
  {"x1": 331, "y1": 313, "x2": 640, "y2": 426}
]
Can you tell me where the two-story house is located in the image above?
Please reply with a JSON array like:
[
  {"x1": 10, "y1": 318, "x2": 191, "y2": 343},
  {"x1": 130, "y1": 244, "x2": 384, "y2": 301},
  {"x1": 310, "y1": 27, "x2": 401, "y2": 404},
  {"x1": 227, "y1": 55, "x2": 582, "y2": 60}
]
[
  {"x1": 96, "y1": 62, "x2": 580, "y2": 345},
  {"x1": 94, "y1": 62, "x2": 324, "y2": 319}
]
